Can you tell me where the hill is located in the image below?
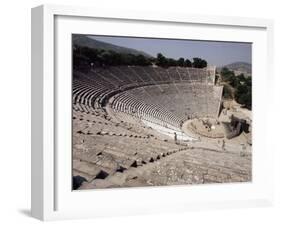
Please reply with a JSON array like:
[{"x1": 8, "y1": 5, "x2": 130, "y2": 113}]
[
  {"x1": 220, "y1": 62, "x2": 252, "y2": 76},
  {"x1": 224, "y1": 62, "x2": 251, "y2": 73},
  {"x1": 73, "y1": 34, "x2": 152, "y2": 58}
]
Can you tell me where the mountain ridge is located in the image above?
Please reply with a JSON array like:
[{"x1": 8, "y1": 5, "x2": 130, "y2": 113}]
[
  {"x1": 73, "y1": 34, "x2": 152, "y2": 58},
  {"x1": 222, "y1": 62, "x2": 252, "y2": 74}
]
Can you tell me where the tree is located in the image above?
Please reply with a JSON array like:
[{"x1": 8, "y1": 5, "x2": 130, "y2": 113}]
[
  {"x1": 235, "y1": 77, "x2": 252, "y2": 109},
  {"x1": 220, "y1": 67, "x2": 252, "y2": 110},
  {"x1": 192, "y1": 57, "x2": 207, "y2": 68},
  {"x1": 221, "y1": 67, "x2": 231, "y2": 75},
  {"x1": 135, "y1": 54, "x2": 151, "y2": 66},
  {"x1": 237, "y1": 73, "x2": 246, "y2": 82},
  {"x1": 245, "y1": 76, "x2": 252, "y2": 86},
  {"x1": 73, "y1": 46, "x2": 91, "y2": 71},
  {"x1": 221, "y1": 67, "x2": 235, "y2": 83},
  {"x1": 156, "y1": 53, "x2": 168, "y2": 67},
  {"x1": 228, "y1": 74, "x2": 239, "y2": 87},
  {"x1": 184, "y1": 59, "x2": 192, "y2": 67},
  {"x1": 222, "y1": 84, "x2": 234, "y2": 99},
  {"x1": 177, "y1": 58, "x2": 185, "y2": 67},
  {"x1": 73, "y1": 53, "x2": 90, "y2": 71},
  {"x1": 167, "y1": 58, "x2": 177, "y2": 67}
]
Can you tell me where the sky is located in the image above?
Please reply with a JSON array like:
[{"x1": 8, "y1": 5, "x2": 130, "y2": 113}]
[{"x1": 90, "y1": 35, "x2": 252, "y2": 67}]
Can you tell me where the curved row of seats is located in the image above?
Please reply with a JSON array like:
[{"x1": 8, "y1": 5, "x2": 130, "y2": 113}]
[
  {"x1": 72, "y1": 107, "x2": 188, "y2": 186},
  {"x1": 110, "y1": 83, "x2": 222, "y2": 129},
  {"x1": 73, "y1": 66, "x2": 221, "y2": 130},
  {"x1": 110, "y1": 92, "x2": 182, "y2": 129},
  {"x1": 126, "y1": 83, "x2": 222, "y2": 118}
]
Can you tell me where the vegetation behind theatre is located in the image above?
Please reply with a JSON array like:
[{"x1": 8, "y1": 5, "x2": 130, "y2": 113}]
[
  {"x1": 73, "y1": 45, "x2": 208, "y2": 69},
  {"x1": 221, "y1": 67, "x2": 252, "y2": 110}
]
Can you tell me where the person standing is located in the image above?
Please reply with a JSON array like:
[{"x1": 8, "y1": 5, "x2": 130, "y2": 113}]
[
  {"x1": 222, "y1": 139, "x2": 225, "y2": 151},
  {"x1": 174, "y1": 132, "x2": 178, "y2": 144}
]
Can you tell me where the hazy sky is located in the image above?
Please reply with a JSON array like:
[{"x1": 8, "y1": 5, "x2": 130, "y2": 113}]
[{"x1": 90, "y1": 35, "x2": 251, "y2": 67}]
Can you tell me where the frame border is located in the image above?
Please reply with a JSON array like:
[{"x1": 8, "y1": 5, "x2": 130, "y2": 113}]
[{"x1": 31, "y1": 4, "x2": 274, "y2": 221}]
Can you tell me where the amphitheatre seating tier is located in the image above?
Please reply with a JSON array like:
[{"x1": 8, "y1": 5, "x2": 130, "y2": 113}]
[
  {"x1": 72, "y1": 109, "x2": 183, "y2": 181},
  {"x1": 73, "y1": 65, "x2": 222, "y2": 131},
  {"x1": 72, "y1": 108, "x2": 251, "y2": 189},
  {"x1": 125, "y1": 83, "x2": 222, "y2": 121},
  {"x1": 72, "y1": 66, "x2": 252, "y2": 189}
]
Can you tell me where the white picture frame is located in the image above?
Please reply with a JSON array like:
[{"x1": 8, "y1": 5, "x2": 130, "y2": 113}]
[{"x1": 31, "y1": 4, "x2": 274, "y2": 221}]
